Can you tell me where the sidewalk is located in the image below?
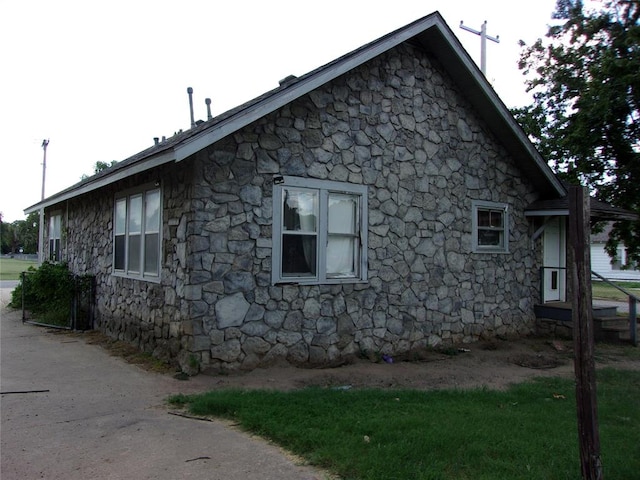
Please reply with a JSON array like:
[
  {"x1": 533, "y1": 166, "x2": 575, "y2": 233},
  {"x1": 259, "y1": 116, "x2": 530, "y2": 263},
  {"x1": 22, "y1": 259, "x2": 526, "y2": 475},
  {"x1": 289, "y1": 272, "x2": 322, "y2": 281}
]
[
  {"x1": 0, "y1": 288, "x2": 329, "y2": 480},
  {"x1": 0, "y1": 280, "x2": 18, "y2": 308}
]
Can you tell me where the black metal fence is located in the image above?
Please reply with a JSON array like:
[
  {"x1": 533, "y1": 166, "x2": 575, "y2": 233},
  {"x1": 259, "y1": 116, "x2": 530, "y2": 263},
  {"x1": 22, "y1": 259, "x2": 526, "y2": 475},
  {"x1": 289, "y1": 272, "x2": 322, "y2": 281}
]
[{"x1": 20, "y1": 271, "x2": 95, "y2": 330}]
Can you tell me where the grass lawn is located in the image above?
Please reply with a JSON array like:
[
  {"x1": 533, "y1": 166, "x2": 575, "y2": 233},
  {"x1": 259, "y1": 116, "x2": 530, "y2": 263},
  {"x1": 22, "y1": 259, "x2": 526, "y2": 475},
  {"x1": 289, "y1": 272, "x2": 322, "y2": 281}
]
[
  {"x1": 170, "y1": 368, "x2": 640, "y2": 480},
  {"x1": 0, "y1": 257, "x2": 38, "y2": 281},
  {"x1": 591, "y1": 280, "x2": 640, "y2": 302},
  {"x1": 592, "y1": 280, "x2": 640, "y2": 302}
]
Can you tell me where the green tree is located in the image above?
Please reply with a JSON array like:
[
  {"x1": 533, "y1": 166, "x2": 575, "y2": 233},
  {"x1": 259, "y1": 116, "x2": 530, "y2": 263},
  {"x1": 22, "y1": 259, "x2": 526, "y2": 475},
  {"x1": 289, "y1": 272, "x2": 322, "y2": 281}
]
[
  {"x1": 8, "y1": 213, "x2": 40, "y2": 254},
  {"x1": 1, "y1": 215, "x2": 14, "y2": 254},
  {"x1": 1, "y1": 212, "x2": 39, "y2": 254},
  {"x1": 514, "y1": 0, "x2": 640, "y2": 263},
  {"x1": 81, "y1": 160, "x2": 118, "y2": 180},
  {"x1": 19, "y1": 212, "x2": 40, "y2": 253}
]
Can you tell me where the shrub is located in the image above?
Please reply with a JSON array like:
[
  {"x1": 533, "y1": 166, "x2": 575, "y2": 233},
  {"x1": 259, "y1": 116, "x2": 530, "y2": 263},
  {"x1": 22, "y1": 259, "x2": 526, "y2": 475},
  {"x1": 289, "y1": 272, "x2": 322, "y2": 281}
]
[{"x1": 10, "y1": 262, "x2": 74, "y2": 326}]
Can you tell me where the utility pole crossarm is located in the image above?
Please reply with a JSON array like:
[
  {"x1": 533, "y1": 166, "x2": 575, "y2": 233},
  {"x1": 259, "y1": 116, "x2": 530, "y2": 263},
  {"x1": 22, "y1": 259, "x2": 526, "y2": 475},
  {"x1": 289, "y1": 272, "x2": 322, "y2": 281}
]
[{"x1": 460, "y1": 20, "x2": 500, "y2": 75}]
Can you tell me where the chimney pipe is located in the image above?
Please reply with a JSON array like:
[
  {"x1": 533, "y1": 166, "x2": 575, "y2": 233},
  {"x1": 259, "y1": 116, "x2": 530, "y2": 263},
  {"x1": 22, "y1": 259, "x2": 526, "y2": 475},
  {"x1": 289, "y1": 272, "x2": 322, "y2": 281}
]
[
  {"x1": 187, "y1": 87, "x2": 195, "y2": 129},
  {"x1": 205, "y1": 98, "x2": 212, "y2": 120},
  {"x1": 153, "y1": 137, "x2": 159, "y2": 145}
]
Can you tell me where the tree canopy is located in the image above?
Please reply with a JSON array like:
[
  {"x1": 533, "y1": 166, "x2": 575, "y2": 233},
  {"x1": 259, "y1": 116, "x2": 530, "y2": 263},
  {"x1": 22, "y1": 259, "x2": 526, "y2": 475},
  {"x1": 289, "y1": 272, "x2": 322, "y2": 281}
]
[
  {"x1": 80, "y1": 160, "x2": 118, "y2": 180},
  {"x1": 514, "y1": 0, "x2": 640, "y2": 264},
  {"x1": 1, "y1": 212, "x2": 39, "y2": 254}
]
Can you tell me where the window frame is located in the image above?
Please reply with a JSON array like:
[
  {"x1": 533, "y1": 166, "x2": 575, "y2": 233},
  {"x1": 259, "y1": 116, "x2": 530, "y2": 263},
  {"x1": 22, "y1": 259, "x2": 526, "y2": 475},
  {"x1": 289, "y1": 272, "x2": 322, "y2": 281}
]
[
  {"x1": 611, "y1": 246, "x2": 624, "y2": 271},
  {"x1": 48, "y1": 211, "x2": 62, "y2": 262},
  {"x1": 272, "y1": 176, "x2": 368, "y2": 285},
  {"x1": 471, "y1": 200, "x2": 510, "y2": 254},
  {"x1": 113, "y1": 184, "x2": 162, "y2": 282}
]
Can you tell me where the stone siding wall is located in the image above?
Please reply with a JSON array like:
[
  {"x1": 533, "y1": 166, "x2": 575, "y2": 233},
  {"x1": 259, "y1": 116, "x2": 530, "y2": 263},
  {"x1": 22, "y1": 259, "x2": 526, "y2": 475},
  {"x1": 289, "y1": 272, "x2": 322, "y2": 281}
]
[
  {"x1": 536, "y1": 318, "x2": 573, "y2": 339},
  {"x1": 185, "y1": 43, "x2": 543, "y2": 372},
  {"x1": 61, "y1": 164, "x2": 193, "y2": 366}
]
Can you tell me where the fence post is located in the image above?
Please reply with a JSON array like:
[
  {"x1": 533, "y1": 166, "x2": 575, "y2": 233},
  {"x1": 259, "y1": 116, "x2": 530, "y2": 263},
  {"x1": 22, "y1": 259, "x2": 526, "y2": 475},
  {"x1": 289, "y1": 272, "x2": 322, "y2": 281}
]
[
  {"x1": 630, "y1": 297, "x2": 637, "y2": 347},
  {"x1": 568, "y1": 186, "x2": 603, "y2": 480},
  {"x1": 21, "y1": 271, "x2": 25, "y2": 323}
]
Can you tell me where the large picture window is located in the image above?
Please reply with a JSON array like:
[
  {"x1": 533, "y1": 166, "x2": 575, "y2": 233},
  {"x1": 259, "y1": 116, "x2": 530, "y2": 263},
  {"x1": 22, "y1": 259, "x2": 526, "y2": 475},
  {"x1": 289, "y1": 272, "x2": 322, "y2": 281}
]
[
  {"x1": 114, "y1": 186, "x2": 161, "y2": 280},
  {"x1": 472, "y1": 200, "x2": 509, "y2": 253},
  {"x1": 272, "y1": 176, "x2": 367, "y2": 284}
]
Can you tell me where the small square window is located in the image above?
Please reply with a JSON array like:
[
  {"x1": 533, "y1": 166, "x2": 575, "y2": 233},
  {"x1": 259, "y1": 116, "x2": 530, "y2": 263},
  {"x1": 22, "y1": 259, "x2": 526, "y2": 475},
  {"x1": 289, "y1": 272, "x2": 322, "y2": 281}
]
[{"x1": 472, "y1": 201, "x2": 509, "y2": 253}]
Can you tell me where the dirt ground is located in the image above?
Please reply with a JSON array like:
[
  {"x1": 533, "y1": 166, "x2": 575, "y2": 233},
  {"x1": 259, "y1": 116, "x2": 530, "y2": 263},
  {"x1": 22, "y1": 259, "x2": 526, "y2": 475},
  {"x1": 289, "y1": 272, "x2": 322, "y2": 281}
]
[
  {"x1": 79, "y1": 331, "x2": 640, "y2": 391},
  {"x1": 206, "y1": 338, "x2": 640, "y2": 391}
]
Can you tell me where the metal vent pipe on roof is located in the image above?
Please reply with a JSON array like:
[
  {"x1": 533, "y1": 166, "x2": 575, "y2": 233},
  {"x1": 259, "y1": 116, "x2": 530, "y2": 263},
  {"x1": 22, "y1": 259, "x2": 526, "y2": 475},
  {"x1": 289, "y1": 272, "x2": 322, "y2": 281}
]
[
  {"x1": 205, "y1": 98, "x2": 212, "y2": 120},
  {"x1": 278, "y1": 74, "x2": 297, "y2": 86},
  {"x1": 187, "y1": 87, "x2": 196, "y2": 129}
]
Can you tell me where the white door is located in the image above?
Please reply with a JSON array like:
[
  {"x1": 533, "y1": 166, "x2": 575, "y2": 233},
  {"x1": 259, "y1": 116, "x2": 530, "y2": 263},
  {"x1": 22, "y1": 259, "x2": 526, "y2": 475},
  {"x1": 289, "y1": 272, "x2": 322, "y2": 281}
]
[{"x1": 543, "y1": 217, "x2": 564, "y2": 302}]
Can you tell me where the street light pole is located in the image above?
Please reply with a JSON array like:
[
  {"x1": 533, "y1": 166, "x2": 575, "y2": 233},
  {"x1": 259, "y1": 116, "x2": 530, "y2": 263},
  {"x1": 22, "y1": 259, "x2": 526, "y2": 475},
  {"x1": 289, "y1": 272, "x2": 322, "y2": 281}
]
[{"x1": 38, "y1": 139, "x2": 49, "y2": 264}]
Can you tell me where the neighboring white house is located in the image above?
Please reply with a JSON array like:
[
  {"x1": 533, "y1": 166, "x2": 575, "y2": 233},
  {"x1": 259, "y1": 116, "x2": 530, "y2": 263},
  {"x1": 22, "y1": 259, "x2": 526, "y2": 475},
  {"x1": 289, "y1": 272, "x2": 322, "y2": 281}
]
[{"x1": 591, "y1": 223, "x2": 640, "y2": 282}]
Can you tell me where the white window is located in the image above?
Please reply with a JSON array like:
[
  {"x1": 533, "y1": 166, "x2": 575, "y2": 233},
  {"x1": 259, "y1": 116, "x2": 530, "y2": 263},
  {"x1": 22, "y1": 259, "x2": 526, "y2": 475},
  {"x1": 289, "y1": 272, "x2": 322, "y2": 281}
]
[
  {"x1": 472, "y1": 201, "x2": 509, "y2": 253},
  {"x1": 114, "y1": 186, "x2": 161, "y2": 281},
  {"x1": 48, "y1": 213, "x2": 62, "y2": 262},
  {"x1": 611, "y1": 246, "x2": 624, "y2": 270},
  {"x1": 272, "y1": 176, "x2": 367, "y2": 285}
]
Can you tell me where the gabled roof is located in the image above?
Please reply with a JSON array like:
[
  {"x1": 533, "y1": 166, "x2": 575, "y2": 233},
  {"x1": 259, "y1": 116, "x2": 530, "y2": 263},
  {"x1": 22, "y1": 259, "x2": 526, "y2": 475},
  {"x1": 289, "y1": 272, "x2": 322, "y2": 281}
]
[
  {"x1": 25, "y1": 11, "x2": 565, "y2": 215},
  {"x1": 592, "y1": 222, "x2": 614, "y2": 243}
]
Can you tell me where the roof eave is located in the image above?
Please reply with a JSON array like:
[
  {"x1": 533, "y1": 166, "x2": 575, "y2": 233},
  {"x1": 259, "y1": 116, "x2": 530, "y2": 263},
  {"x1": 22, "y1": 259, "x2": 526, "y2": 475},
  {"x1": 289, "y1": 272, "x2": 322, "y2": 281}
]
[
  {"x1": 524, "y1": 208, "x2": 638, "y2": 222},
  {"x1": 525, "y1": 209, "x2": 569, "y2": 217},
  {"x1": 24, "y1": 150, "x2": 176, "y2": 214}
]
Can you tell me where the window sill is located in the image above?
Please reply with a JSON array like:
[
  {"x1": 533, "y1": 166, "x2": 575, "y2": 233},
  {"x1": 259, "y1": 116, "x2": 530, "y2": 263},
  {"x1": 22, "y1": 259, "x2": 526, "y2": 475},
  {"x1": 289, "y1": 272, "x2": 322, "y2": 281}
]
[
  {"x1": 472, "y1": 249, "x2": 510, "y2": 254},
  {"x1": 274, "y1": 278, "x2": 368, "y2": 286},
  {"x1": 112, "y1": 271, "x2": 161, "y2": 284}
]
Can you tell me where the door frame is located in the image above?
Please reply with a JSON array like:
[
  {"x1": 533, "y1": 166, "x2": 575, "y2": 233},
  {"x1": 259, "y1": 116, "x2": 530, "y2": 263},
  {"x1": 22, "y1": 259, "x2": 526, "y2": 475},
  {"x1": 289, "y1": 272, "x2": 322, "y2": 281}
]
[{"x1": 542, "y1": 216, "x2": 567, "y2": 302}]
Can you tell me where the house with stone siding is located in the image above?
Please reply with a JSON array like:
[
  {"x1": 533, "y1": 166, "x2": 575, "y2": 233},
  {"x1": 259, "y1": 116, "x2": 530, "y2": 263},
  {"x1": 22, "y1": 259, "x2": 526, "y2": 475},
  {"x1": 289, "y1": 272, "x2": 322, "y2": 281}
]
[{"x1": 26, "y1": 12, "x2": 575, "y2": 373}]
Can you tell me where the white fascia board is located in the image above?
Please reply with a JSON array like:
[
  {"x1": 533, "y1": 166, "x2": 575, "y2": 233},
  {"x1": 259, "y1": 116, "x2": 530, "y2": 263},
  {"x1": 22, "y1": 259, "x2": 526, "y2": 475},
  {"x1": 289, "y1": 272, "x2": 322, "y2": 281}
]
[
  {"x1": 24, "y1": 150, "x2": 176, "y2": 214},
  {"x1": 174, "y1": 18, "x2": 441, "y2": 162},
  {"x1": 525, "y1": 209, "x2": 569, "y2": 217}
]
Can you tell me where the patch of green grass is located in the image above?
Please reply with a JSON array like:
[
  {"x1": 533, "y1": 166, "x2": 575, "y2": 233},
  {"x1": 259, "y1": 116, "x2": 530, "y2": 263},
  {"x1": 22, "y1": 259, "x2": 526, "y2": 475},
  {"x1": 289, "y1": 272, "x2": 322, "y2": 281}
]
[
  {"x1": 0, "y1": 257, "x2": 38, "y2": 280},
  {"x1": 170, "y1": 369, "x2": 640, "y2": 480},
  {"x1": 592, "y1": 281, "x2": 640, "y2": 302}
]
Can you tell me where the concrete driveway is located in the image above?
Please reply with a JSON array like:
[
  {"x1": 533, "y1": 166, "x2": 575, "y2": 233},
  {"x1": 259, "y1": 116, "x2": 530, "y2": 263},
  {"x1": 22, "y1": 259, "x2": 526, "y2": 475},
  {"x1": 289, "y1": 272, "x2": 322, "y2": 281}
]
[{"x1": 0, "y1": 287, "x2": 327, "y2": 480}]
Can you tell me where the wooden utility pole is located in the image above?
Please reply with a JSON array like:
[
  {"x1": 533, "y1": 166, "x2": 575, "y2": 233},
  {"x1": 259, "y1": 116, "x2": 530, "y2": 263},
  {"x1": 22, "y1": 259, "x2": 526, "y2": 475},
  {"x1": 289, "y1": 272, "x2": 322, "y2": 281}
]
[
  {"x1": 459, "y1": 20, "x2": 500, "y2": 75},
  {"x1": 568, "y1": 186, "x2": 603, "y2": 480},
  {"x1": 38, "y1": 139, "x2": 49, "y2": 265}
]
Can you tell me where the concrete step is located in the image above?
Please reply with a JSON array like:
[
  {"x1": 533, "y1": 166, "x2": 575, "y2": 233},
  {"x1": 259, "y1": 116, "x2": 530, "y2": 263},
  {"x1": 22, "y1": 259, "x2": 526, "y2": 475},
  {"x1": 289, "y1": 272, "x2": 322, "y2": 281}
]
[
  {"x1": 600, "y1": 327, "x2": 639, "y2": 343},
  {"x1": 594, "y1": 316, "x2": 629, "y2": 330},
  {"x1": 595, "y1": 315, "x2": 639, "y2": 343},
  {"x1": 535, "y1": 302, "x2": 619, "y2": 322}
]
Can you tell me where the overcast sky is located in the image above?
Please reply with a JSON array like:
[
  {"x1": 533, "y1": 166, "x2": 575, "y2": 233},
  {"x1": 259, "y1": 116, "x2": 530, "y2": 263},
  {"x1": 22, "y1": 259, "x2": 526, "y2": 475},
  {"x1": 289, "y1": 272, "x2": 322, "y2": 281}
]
[{"x1": 0, "y1": 0, "x2": 557, "y2": 223}]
